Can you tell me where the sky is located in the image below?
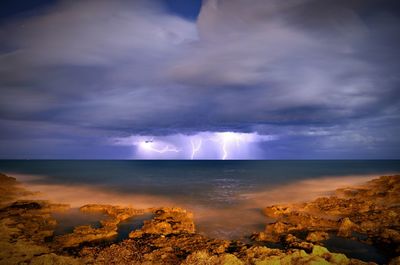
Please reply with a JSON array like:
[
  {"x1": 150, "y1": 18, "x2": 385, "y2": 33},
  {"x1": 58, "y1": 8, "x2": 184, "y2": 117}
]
[{"x1": 0, "y1": 0, "x2": 399, "y2": 159}]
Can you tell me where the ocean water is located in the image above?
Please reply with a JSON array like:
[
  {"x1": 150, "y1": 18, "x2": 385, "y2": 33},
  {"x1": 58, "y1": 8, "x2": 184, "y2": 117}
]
[
  {"x1": 1, "y1": 160, "x2": 399, "y2": 205},
  {"x1": 1, "y1": 160, "x2": 399, "y2": 263}
]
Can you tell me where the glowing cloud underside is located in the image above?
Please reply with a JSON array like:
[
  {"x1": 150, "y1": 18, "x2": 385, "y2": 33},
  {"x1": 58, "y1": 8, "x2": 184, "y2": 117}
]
[{"x1": 113, "y1": 132, "x2": 276, "y2": 160}]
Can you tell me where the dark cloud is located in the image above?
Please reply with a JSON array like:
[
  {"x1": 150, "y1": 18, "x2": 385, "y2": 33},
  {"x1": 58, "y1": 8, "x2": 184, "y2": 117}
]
[{"x1": 0, "y1": 0, "x2": 399, "y2": 158}]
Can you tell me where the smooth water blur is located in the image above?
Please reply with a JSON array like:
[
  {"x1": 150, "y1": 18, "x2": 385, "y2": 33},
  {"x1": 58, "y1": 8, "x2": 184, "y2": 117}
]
[{"x1": 1, "y1": 160, "x2": 399, "y2": 208}]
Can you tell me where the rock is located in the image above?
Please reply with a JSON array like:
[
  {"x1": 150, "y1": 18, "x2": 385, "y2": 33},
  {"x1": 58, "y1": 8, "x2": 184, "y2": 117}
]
[
  {"x1": 381, "y1": 229, "x2": 400, "y2": 244},
  {"x1": 7, "y1": 200, "x2": 43, "y2": 210},
  {"x1": 311, "y1": 245, "x2": 330, "y2": 256},
  {"x1": 54, "y1": 204, "x2": 146, "y2": 248},
  {"x1": 337, "y1": 218, "x2": 356, "y2": 237},
  {"x1": 80, "y1": 233, "x2": 231, "y2": 265},
  {"x1": 2, "y1": 200, "x2": 69, "y2": 213},
  {"x1": 80, "y1": 204, "x2": 144, "y2": 222},
  {"x1": 0, "y1": 217, "x2": 50, "y2": 264},
  {"x1": 261, "y1": 222, "x2": 290, "y2": 242},
  {"x1": 263, "y1": 205, "x2": 294, "y2": 218},
  {"x1": 306, "y1": 231, "x2": 330, "y2": 242},
  {"x1": 0, "y1": 200, "x2": 59, "y2": 244},
  {"x1": 248, "y1": 246, "x2": 360, "y2": 265},
  {"x1": 182, "y1": 251, "x2": 244, "y2": 265},
  {"x1": 129, "y1": 207, "x2": 195, "y2": 238},
  {"x1": 284, "y1": 234, "x2": 314, "y2": 251},
  {"x1": 0, "y1": 173, "x2": 34, "y2": 205},
  {"x1": 260, "y1": 175, "x2": 400, "y2": 254},
  {"x1": 29, "y1": 253, "x2": 82, "y2": 265},
  {"x1": 54, "y1": 224, "x2": 118, "y2": 248},
  {"x1": 251, "y1": 231, "x2": 269, "y2": 242},
  {"x1": 389, "y1": 256, "x2": 400, "y2": 265}
]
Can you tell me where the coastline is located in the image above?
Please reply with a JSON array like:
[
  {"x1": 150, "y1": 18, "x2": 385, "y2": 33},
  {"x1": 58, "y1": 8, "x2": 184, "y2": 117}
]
[
  {"x1": 4, "y1": 171, "x2": 380, "y2": 240},
  {"x1": 0, "y1": 173, "x2": 399, "y2": 264}
]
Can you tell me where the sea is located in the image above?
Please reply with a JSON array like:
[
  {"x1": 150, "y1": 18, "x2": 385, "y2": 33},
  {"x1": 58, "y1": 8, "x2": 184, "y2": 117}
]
[{"x1": 1, "y1": 160, "x2": 399, "y2": 263}]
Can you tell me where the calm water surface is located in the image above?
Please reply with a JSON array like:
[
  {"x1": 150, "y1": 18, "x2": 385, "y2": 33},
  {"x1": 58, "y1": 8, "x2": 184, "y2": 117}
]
[{"x1": 1, "y1": 160, "x2": 399, "y2": 206}]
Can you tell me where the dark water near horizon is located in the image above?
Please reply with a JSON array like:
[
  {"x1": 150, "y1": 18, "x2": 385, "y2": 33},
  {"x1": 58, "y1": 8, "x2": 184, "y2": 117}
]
[
  {"x1": 1, "y1": 160, "x2": 400, "y2": 207},
  {"x1": 1, "y1": 160, "x2": 399, "y2": 263}
]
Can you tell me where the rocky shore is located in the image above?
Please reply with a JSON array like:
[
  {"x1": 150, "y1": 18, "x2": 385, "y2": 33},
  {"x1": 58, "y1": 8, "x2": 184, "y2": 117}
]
[
  {"x1": 253, "y1": 176, "x2": 400, "y2": 255},
  {"x1": 0, "y1": 172, "x2": 399, "y2": 264}
]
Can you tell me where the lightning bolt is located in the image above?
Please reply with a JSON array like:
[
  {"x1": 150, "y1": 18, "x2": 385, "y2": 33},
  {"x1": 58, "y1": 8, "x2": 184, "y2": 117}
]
[
  {"x1": 140, "y1": 141, "x2": 179, "y2": 154},
  {"x1": 222, "y1": 139, "x2": 228, "y2": 160},
  {"x1": 190, "y1": 138, "x2": 202, "y2": 160},
  {"x1": 209, "y1": 133, "x2": 233, "y2": 160},
  {"x1": 216, "y1": 132, "x2": 242, "y2": 160}
]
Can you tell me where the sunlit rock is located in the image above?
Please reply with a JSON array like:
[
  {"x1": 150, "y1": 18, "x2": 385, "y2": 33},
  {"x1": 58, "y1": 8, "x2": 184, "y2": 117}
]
[{"x1": 129, "y1": 207, "x2": 195, "y2": 238}]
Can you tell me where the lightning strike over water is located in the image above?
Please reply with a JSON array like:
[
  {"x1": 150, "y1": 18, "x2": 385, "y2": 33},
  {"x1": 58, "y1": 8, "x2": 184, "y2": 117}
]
[
  {"x1": 214, "y1": 132, "x2": 243, "y2": 160},
  {"x1": 113, "y1": 132, "x2": 276, "y2": 159},
  {"x1": 190, "y1": 138, "x2": 202, "y2": 160},
  {"x1": 222, "y1": 140, "x2": 228, "y2": 160}
]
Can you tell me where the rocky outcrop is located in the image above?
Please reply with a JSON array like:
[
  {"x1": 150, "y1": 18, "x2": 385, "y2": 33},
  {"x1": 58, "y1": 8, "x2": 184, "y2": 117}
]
[
  {"x1": 0, "y1": 198, "x2": 80, "y2": 264},
  {"x1": 79, "y1": 206, "x2": 377, "y2": 265},
  {"x1": 54, "y1": 224, "x2": 118, "y2": 248},
  {"x1": 81, "y1": 207, "x2": 232, "y2": 264},
  {"x1": 0, "y1": 173, "x2": 35, "y2": 206},
  {"x1": 29, "y1": 253, "x2": 82, "y2": 265},
  {"x1": 129, "y1": 207, "x2": 195, "y2": 238},
  {"x1": 81, "y1": 237, "x2": 375, "y2": 265},
  {"x1": 80, "y1": 204, "x2": 145, "y2": 221},
  {"x1": 0, "y1": 200, "x2": 68, "y2": 243},
  {"x1": 337, "y1": 217, "x2": 356, "y2": 237},
  {"x1": 306, "y1": 231, "x2": 330, "y2": 242},
  {"x1": 242, "y1": 245, "x2": 372, "y2": 265},
  {"x1": 254, "y1": 175, "x2": 400, "y2": 259},
  {"x1": 54, "y1": 204, "x2": 146, "y2": 248}
]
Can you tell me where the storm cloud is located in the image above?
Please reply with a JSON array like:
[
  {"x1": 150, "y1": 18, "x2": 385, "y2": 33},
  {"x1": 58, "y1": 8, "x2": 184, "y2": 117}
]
[{"x1": 0, "y1": 0, "x2": 399, "y2": 158}]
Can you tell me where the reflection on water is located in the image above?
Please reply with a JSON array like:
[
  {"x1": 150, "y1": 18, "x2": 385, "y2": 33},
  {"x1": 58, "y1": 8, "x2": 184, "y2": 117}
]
[
  {"x1": 52, "y1": 208, "x2": 108, "y2": 236},
  {"x1": 194, "y1": 207, "x2": 266, "y2": 241},
  {"x1": 324, "y1": 234, "x2": 391, "y2": 264},
  {"x1": 52, "y1": 209, "x2": 154, "y2": 243},
  {"x1": 117, "y1": 213, "x2": 154, "y2": 241}
]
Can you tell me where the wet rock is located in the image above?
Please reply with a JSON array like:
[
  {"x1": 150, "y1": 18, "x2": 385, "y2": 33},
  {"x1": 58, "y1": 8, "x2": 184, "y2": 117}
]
[
  {"x1": 78, "y1": 223, "x2": 372, "y2": 265},
  {"x1": 80, "y1": 204, "x2": 145, "y2": 222},
  {"x1": 2, "y1": 200, "x2": 69, "y2": 214},
  {"x1": 54, "y1": 204, "x2": 146, "y2": 248},
  {"x1": 263, "y1": 205, "x2": 295, "y2": 218},
  {"x1": 389, "y1": 256, "x2": 400, "y2": 265},
  {"x1": 182, "y1": 251, "x2": 243, "y2": 265},
  {"x1": 259, "y1": 221, "x2": 290, "y2": 242},
  {"x1": 80, "y1": 233, "x2": 231, "y2": 265},
  {"x1": 0, "y1": 173, "x2": 31, "y2": 205},
  {"x1": 0, "y1": 217, "x2": 50, "y2": 264},
  {"x1": 243, "y1": 246, "x2": 283, "y2": 262},
  {"x1": 0, "y1": 201, "x2": 60, "y2": 244},
  {"x1": 261, "y1": 175, "x2": 400, "y2": 252},
  {"x1": 54, "y1": 224, "x2": 118, "y2": 248},
  {"x1": 244, "y1": 245, "x2": 373, "y2": 265},
  {"x1": 29, "y1": 253, "x2": 82, "y2": 265},
  {"x1": 306, "y1": 231, "x2": 330, "y2": 242},
  {"x1": 284, "y1": 234, "x2": 314, "y2": 251},
  {"x1": 337, "y1": 217, "x2": 356, "y2": 237},
  {"x1": 381, "y1": 229, "x2": 400, "y2": 244},
  {"x1": 129, "y1": 207, "x2": 195, "y2": 238},
  {"x1": 8, "y1": 200, "x2": 42, "y2": 210}
]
